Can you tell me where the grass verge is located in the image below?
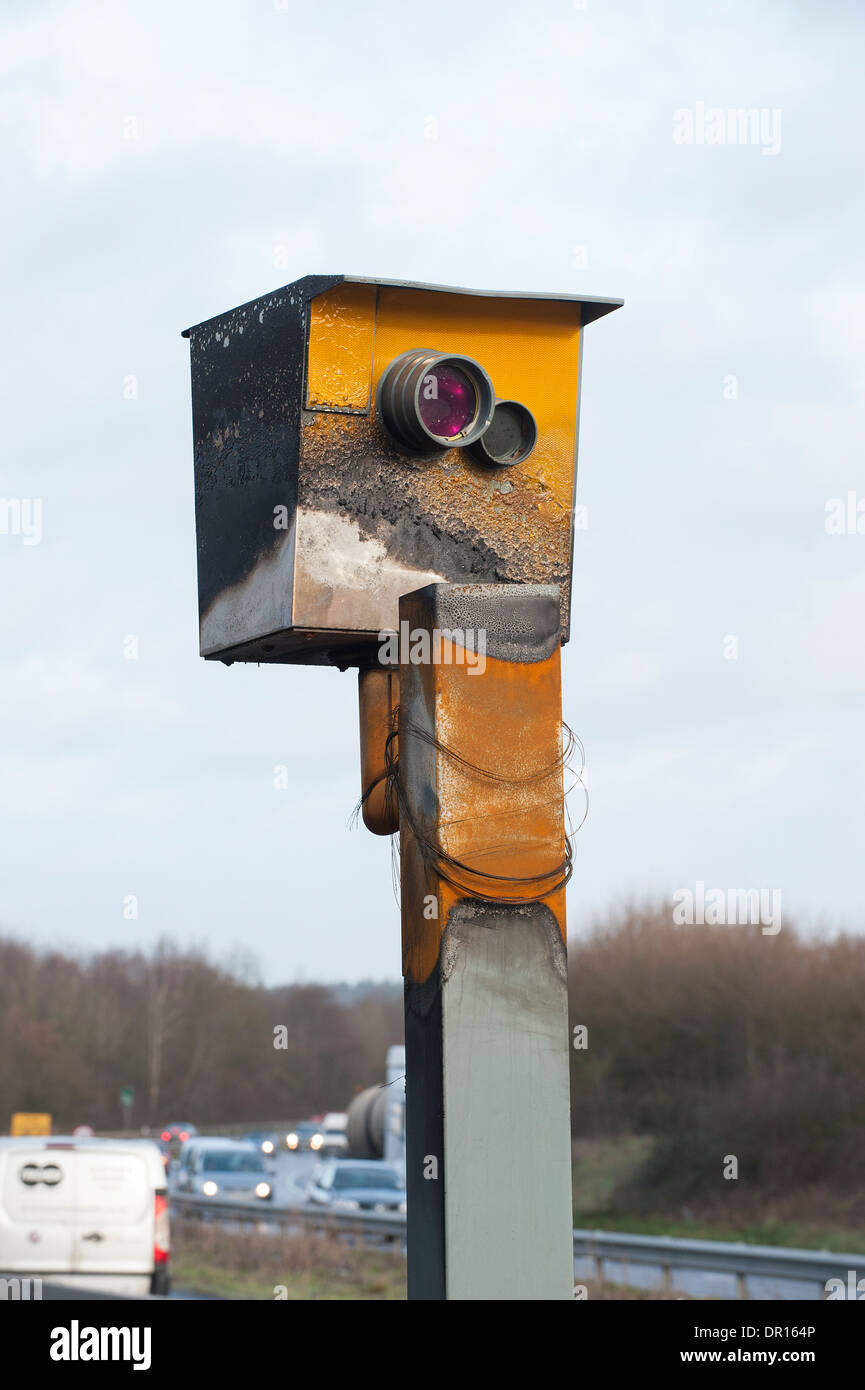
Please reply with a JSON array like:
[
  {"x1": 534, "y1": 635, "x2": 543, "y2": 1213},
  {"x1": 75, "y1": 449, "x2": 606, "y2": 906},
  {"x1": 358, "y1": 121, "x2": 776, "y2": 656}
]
[
  {"x1": 171, "y1": 1216, "x2": 692, "y2": 1300},
  {"x1": 572, "y1": 1135, "x2": 865, "y2": 1253},
  {"x1": 171, "y1": 1219, "x2": 406, "y2": 1300}
]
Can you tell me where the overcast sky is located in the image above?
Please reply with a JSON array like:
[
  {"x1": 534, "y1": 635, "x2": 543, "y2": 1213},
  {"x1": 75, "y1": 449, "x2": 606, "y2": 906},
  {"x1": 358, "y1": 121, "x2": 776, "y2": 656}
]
[{"x1": 1, "y1": 0, "x2": 862, "y2": 984}]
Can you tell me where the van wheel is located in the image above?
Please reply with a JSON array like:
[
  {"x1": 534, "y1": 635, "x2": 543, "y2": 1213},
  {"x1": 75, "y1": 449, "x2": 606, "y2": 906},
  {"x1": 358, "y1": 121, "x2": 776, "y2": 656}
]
[{"x1": 150, "y1": 1269, "x2": 171, "y2": 1297}]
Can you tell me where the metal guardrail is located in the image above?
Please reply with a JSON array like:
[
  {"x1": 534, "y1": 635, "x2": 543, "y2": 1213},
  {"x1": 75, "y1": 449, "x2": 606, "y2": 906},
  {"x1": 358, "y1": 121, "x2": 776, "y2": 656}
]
[
  {"x1": 573, "y1": 1228, "x2": 865, "y2": 1298},
  {"x1": 171, "y1": 1193, "x2": 405, "y2": 1241},
  {"x1": 172, "y1": 1194, "x2": 865, "y2": 1298}
]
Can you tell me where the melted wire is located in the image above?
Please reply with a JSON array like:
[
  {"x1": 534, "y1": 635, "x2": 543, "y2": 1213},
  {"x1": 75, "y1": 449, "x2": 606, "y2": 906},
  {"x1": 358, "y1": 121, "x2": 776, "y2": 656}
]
[{"x1": 352, "y1": 704, "x2": 589, "y2": 907}]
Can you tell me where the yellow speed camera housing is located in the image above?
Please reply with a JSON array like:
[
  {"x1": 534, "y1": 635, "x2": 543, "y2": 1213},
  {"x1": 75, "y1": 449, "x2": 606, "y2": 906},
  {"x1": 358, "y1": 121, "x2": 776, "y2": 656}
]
[{"x1": 183, "y1": 276, "x2": 622, "y2": 667}]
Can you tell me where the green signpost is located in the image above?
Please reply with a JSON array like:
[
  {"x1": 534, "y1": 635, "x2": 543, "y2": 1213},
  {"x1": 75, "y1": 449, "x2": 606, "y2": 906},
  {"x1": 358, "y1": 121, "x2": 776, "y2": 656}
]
[{"x1": 120, "y1": 1085, "x2": 134, "y2": 1128}]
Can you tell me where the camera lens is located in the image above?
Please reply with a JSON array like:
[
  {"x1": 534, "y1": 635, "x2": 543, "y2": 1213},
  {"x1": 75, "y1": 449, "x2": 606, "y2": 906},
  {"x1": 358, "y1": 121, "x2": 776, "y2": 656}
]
[
  {"x1": 417, "y1": 363, "x2": 477, "y2": 440},
  {"x1": 467, "y1": 399, "x2": 537, "y2": 468},
  {"x1": 377, "y1": 350, "x2": 495, "y2": 453}
]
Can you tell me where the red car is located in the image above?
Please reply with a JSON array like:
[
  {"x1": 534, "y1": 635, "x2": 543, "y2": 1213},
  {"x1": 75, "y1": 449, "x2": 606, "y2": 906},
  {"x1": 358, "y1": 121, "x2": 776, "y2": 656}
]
[{"x1": 158, "y1": 1122, "x2": 199, "y2": 1168}]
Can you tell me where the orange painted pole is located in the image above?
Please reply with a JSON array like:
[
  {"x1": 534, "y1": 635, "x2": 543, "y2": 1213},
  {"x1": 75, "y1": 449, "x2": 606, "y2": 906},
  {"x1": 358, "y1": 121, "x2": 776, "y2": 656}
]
[
  {"x1": 398, "y1": 582, "x2": 574, "y2": 1300},
  {"x1": 357, "y1": 668, "x2": 399, "y2": 836}
]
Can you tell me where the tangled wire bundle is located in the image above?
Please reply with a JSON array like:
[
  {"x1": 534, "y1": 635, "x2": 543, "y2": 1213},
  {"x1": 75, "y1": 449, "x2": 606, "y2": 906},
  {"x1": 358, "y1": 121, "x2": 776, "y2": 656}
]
[{"x1": 352, "y1": 708, "x2": 587, "y2": 906}]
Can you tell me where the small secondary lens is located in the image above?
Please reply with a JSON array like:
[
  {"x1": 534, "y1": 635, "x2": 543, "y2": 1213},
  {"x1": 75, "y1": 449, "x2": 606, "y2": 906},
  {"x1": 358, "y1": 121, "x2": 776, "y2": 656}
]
[
  {"x1": 467, "y1": 398, "x2": 538, "y2": 468},
  {"x1": 483, "y1": 403, "x2": 526, "y2": 460}
]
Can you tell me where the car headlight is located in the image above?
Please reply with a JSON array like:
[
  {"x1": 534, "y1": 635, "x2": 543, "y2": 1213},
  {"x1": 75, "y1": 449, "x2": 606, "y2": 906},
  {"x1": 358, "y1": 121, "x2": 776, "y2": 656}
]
[
  {"x1": 332, "y1": 1198, "x2": 360, "y2": 1211},
  {"x1": 286, "y1": 1133, "x2": 298, "y2": 1149},
  {"x1": 202, "y1": 1181, "x2": 218, "y2": 1196},
  {"x1": 309, "y1": 1134, "x2": 323, "y2": 1151},
  {"x1": 255, "y1": 1182, "x2": 271, "y2": 1199},
  {"x1": 261, "y1": 1140, "x2": 274, "y2": 1155}
]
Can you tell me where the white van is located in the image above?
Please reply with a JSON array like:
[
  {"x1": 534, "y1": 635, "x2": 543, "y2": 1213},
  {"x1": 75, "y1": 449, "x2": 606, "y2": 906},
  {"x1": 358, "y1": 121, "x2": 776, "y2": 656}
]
[{"x1": 0, "y1": 1136, "x2": 170, "y2": 1297}]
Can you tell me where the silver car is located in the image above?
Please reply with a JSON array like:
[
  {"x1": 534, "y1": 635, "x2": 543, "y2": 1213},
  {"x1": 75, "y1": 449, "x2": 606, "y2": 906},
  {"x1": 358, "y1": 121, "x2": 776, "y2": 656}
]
[
  {"x1": 306, "y1": 1159, "x2": 405, "y2": 1213},
  {"x1": 176, "y1": 1139, "x2": 273, "y2": 1201}
]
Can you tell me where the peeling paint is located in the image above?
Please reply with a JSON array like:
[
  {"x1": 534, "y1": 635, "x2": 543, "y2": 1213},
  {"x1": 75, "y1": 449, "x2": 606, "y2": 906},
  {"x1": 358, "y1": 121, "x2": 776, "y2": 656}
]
[{"x1": 293, "y1": 505, "x2": 448, "y2": 633}]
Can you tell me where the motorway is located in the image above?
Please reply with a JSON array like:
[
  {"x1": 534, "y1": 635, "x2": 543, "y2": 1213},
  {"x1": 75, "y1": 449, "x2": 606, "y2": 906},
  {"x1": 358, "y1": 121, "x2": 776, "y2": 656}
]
[
  {"x1": 11, "y1": 1150, "x2": 856, "y2": 1301},
  {"x1": 167, "y1": 1147, "x2": 318, "y2": 1205},
  {"x1": 173, "y1": 1150, "x2": 862, "y2": 1301},
  {"x1": 265, "y1": 1149, "x2": 319, "y2": 1203},
  {"x1": 169, "y1": 1150, "x2": 854, "y2": 1302}
]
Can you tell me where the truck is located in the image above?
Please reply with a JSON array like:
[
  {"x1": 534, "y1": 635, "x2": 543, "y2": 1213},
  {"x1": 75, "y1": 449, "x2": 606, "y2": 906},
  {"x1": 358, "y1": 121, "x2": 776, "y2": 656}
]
[{"x1": 345, "y1": 1045, "x2": 405, "y2": 1167}]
